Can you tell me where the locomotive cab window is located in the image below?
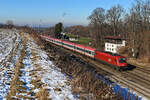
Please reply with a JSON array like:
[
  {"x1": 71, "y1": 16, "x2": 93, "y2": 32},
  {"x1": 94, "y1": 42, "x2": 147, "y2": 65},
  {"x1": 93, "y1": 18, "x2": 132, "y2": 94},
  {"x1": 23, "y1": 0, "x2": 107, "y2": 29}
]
[
  {"x1": 119, "y1": 58, "x2": 126, "y2": 63},
  {"x1": 85, "y1": 50, "x2": 93, "y2": 55}
]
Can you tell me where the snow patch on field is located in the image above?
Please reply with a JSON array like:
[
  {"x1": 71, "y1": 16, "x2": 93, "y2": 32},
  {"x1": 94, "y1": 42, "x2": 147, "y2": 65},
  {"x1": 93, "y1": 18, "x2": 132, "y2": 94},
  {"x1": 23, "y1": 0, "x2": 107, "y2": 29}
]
[
  {"x1": 0, "y1": 30, "x2": 23, "y2": 99},
  {"x1": 28, "y1": 37, "x2": 79, "y2": 100},
  {"x1": 17, "y1": 43, "x2": 35, "y2": 98},
  {"x1": 0, "y1": 30, "x2": 20, "y2": 63},
  {"x1": 0, "y1": 30, "x2": 79, "y2": 99}
]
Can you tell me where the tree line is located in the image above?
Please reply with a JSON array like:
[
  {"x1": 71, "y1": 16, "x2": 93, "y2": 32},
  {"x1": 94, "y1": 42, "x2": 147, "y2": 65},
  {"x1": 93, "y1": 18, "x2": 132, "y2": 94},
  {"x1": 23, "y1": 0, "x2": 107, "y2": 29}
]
[
  {"x1": 88, "y1": 0, "x2": 150, "y2": 60},
  {"x1": 45, "y1": 0, "x2": 150, "y2": 60},
  {"x1": 2, "y1": 0, "x2": 149, "y2": 60}
]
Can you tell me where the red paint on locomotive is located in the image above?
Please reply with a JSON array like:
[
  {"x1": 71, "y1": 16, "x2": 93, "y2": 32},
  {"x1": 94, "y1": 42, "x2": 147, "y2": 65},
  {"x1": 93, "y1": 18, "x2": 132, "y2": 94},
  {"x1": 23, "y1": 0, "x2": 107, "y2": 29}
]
[{"x1": 95, "y1": 51, "x2": 127, "y2": 68}]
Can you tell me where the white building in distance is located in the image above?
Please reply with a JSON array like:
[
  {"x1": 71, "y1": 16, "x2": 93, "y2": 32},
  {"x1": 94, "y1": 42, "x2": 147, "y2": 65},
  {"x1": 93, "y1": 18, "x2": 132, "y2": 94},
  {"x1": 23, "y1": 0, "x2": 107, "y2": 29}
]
[{"x1": 105, "y1": 36, "x2": 126, "y2": 53}]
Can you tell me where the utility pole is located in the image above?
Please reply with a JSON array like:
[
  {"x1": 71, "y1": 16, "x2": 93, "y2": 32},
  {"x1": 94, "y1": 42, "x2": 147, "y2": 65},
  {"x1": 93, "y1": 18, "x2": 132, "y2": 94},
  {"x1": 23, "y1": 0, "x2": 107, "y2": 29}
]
[
  {"x1": 133, "y1": 13, "x2": 137, "y2": 58},
  {"x1": 133, "y1": 24, "x2": 136, "y2": 58},
  {"x1": 39, "y1": 19, "x2": 42, "y2": 33}
]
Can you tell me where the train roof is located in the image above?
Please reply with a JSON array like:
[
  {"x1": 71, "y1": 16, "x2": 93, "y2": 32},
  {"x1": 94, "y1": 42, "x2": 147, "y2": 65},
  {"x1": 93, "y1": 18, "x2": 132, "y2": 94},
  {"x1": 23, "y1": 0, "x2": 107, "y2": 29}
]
[
  {"x1": 41, "y1": 35, "x2": 96, "y2": 51},
  {"x1": 63, "y1": 40, "x2": 96, "y2": 51},
  {"x1": 63, "y1": 40, "x2": 75, "y2": 45},
  {"x1": 96, "y1": 50, "x2": 122, "y2": 56},
  {"x1": 54, "y1": 38, "x2": 62, "y2": 42},
  {"x1": 85, "y1": 46, "x2": 96, "y2": 51},
  {"x1": 47, "y1": 36, "x2": 54, "y2": 40},
  {"x1": 104, "y1": 51, "x2": 120, "y2": 56}
]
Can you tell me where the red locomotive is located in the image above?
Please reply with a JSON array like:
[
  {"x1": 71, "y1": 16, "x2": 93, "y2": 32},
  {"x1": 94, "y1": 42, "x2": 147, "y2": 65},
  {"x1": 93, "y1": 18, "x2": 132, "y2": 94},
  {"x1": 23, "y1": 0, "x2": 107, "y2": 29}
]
[{"x1": 40, "y1": 35, "x2": 127, "y2": 70}]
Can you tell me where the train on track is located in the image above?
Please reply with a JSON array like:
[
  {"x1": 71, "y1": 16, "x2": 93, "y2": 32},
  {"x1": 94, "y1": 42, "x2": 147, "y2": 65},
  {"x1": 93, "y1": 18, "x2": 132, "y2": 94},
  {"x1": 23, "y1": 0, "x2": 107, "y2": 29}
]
[{"x1": 40, "y1": 35, "x2": 127, "y2": 70}]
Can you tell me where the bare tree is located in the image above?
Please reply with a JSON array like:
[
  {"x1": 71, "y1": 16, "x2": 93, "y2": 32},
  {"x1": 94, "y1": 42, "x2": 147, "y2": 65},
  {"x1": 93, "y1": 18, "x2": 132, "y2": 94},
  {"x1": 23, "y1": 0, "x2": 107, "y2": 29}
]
[
  {"x1": 88, "y1": 8, "x2": 105, "y2": 49},
  {"x1": 6, "y1": 20, "x2": 13, "y2": 25},
  {"x1": 88, "y1": 8, "x2": 105, "y2": 25},
  {"x1": 122, "y1": 0, "x2": 150, "y2": 58},
  {"x1": 141, "y1": 0, "x2": 150, "y2": 31},
  {"x1": 106, "y1": 4, "x2": 124, "y2": 36},
  {"x1": 6, "y1": 20, "x2": 14, "y2": 28}
]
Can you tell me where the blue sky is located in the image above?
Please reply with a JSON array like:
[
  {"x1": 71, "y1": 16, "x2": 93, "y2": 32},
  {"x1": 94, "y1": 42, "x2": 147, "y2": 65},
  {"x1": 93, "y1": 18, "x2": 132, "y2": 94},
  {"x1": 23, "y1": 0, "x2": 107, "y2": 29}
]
[{"x1": 0, "y1": 0, "x2": 133, "y2": 26}]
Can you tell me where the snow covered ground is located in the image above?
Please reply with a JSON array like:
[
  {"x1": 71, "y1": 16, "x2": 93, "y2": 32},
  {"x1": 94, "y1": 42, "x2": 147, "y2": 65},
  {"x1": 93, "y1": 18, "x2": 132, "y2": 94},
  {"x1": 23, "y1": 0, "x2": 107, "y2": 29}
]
[
  {"x1": 0, "y1": 29, "x2": 79, "y2": 99},
  {"x1": 24, "y1": 35, "x2": 79, "y2": 99},
  {"x1": 0, "y1": 29, "x2": 23, "y2": 99}
]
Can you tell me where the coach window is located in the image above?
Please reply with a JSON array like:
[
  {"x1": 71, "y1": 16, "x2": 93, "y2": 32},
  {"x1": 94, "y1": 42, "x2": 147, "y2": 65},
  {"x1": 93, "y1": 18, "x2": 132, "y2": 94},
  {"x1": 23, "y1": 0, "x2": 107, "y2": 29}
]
[
  {"x1": 78, "y1": 47, "x2": 84, "y2": 52},
  {"x1": 64, "y1": 43, "x2": 67, "y2": 46},
  {"x1": 86, "y1": 50, "x2": 90, "y2": 54},
  {"x1": 68, "y1": 44, "x2": 73, "y2": 48},
  {"x1": 85, "y1": 50, "x2": 88, "y2": 53},
  {"x1": 67, "y1": 44, "x2": 70, "y2": 47},
  {"x1": 92, "y1": 52, "x2": 95, "y2": 55},
  {"x1": 81, "y1": 48, "x2": 85, "y2": 52},
  {"x1": 70, "y1": 45, "x2": 73, "y2": 48},
  {"x1": 77, "y1": 47, "x2": 81, "y2": 51},
  {"x1": 89, "y1": 51, "x2": 91, "y2": 54}
]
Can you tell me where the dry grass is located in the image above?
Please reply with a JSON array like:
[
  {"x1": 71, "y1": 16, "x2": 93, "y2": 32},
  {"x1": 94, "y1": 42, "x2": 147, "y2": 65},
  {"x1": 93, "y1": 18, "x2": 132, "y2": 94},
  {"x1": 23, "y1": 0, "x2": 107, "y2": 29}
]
[
  {"x1": 128, "y1": 58, "x2": 150, "y2": 68},
  {"x1": 35, "y1": 88, "x2": 50, "y2": 100},
  {"x1": 31, "y1": 50, "x2": 39, "y2": 58},
  {"x1": 31, "y1": 55, "x2": 40, "y2": 62},
  {"x1": 52, "y1": 51, "x2": 120, "y2": 100},
  {"x1": 6, "y1": 97, "x2": 20, "y2": 100},
  {"x1": 119, "y1": 46, "x2": 150, "y2": 67},
  {"x1": 7, "y1": 62, "x2": 25, "y2": 98},
  {"x1": 33, "y1": 64, "x2": 43, "y2": 71},
  {"x1": 31, "y1": 79, "x2": 43, "y2": 89},
  {"x1": 6, "y1": 36, "x2": 27, "y2": 99}
]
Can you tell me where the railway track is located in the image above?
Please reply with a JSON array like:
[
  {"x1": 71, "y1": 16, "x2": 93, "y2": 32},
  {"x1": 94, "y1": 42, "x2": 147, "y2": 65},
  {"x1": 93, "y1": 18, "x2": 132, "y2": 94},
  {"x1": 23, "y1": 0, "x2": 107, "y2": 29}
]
[
  {"x1": 128, "y1": 62, "x2": 150, "y2": 73},
  {"x1": 65, "y1": 49, "x2": 150, "y2": 99},
  {"x1": 122, "y1": 72, "x2": 150, "y2": 87},
  {"x1": 42, "y1": 38, "x2": 150, "y2": 99},
  {"x1": 83, "y1": 57, "x2": 150, "y2": 99},
  {"x1": 136, "y1": 67, "x2": 150, "y2": 74},
  {"x1": 123, "y1": 70, "x2": 150, "y2": 85},
  {"x1": 128, "y1": 69, "x2": 150, "y2": 77}
]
